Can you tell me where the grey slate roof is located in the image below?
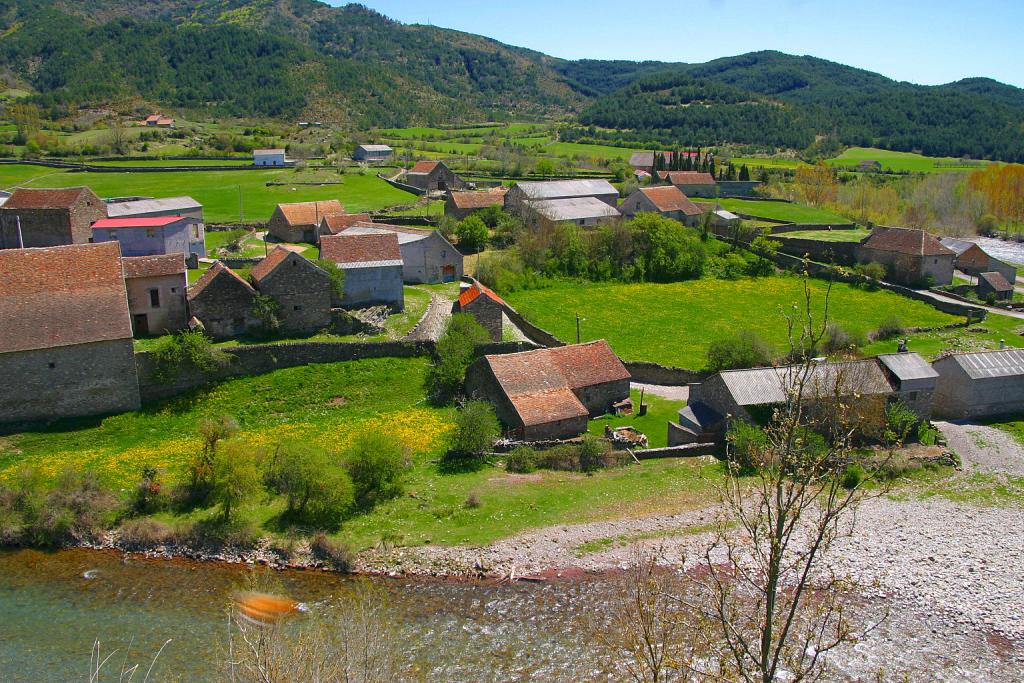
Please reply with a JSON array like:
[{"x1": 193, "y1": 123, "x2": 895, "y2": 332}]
[
  {"x1": 335, "y1": 259, "x2": 403, "y2": 269},
  {"x1": 939, "y1": 236, "x2": 974, "y2": 257},
  {"x1": 105, "y1": 196, "x2": 202, "y2": 218},
  {"x1": 357, "y1": 144, "x2": 393, "y2": 152},
  {"x1": 341, "y1": 224, "x2": 431, "y2": 244},
  {"x1": 878, "y1": 353, "x2": 939, "y2": 381},
  {"x1": 678, "y1": 402, "x2": 722, "y2": 433},
  {"x1": 514, "y1": 179, "x2": 617, "y2": 201},
  {"x1": 528, "y1": 196, "x2": 621, "y2": 222},
  {"x1": 941, "y1": 348, "x2": 1024, "y2": 379},
  {"x1": 719, "y1": 359, "x2": 894, "y2": 406}
]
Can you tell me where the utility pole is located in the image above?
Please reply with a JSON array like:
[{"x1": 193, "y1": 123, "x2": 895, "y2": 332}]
[{"x1": 576, "y1": 312, "x2": 581, "y2": 344}]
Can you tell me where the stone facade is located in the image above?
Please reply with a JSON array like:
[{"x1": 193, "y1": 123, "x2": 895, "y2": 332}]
[
  {"x1": 251, "y1": 250, "x2": 332, "y2": 333},
  {"x1": 268, "y1": 200, "x2": 345, "y2": 244},
  {"x1": 342, "y1": 263, "x2": 405, "y2": 310},
  {"x1": 461, "y1": 295, "x2": 503, "y2": 342},
  {"x1": 932, "y1": 350, "x2": 1024, "y2": 419},
  {"x1": 125, "y1": 272, "x2": 188, "y2": 335},
  {"x1": 186, "y1": 263, "x2": 259, "y2": 339},
  {"x1": 92, "y1": 216, "x2": 206, "y2": 258},
  {"x1": 405, "y1": 161, "x2": 466, "y2": 192},
  {"x1": 0, "y1": 187, "x2": 107, "y2": 248},
  {"x1": 855, "y1": 227, "x2": 955, "y2": 286}
]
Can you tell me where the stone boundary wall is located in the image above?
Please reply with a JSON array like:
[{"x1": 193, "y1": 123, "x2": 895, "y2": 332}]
[
  {"x1": 217, "y1": 256, "x2": 265, "y2": 269},
  {"x1": 371, "y1": 215, "x2": 438, "y2": 227},
  {"x1": 772, "y1": 237, "x2": 858, "y2": 264},
  {"x1": 717, "y1": 181, "x2": 763, "y2": 197},
  {"x1": 0, "y1": 159, "x2": 261, "y2": 173},
  {"x1": 769, "y1": 223, "x2": 859, "y2": 234},
  {"x1": 502, "y1": 308, "x2": 566, "y2": 348},
  {"x1": 207, "y1": 224, "x2": 267, "y2": 232},
  {"x1": 623, "y1": 361, "x2": 707, "y2": 385},
  {"x1": 378, "y1": 173, "x2": 425, "y2": 196},
  {"x1": 634, "y1": 443, "x2": 721, "y2": 459}
]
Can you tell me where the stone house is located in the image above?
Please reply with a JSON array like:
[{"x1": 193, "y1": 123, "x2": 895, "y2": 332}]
[
  {"x1": 0, "y1": 187, "x2": 107, "y2": 249},
  {"x1": 354, "y1": 144, "x2": 393, "y2": 162},
  {"x1": 106, "y1": 196, "x2": 204, "y2": 222},
  {"x1": 977, "y1": 271, "x2": 1014, "y2": 301},
  {"x1": 465, "y1": 340, "x2": 631, "y2": 441},
  {"x1": 523, "y1": 197, "x2": 621, "y2": 231},
  {"x1": 122, "y1": 254, "x2": 188, "y2": 335},
  {"x1": 0, "y1": 242, "x2": 140, "y2": 425},
  {"x1": 319, "y1": 233, "x2": 404, "y2": 310},
  {"x1": 250, "y1": 247, "x2": 332, "y2": 333},
  {"x1": 335, "y1": 222, "x2": 462, "y2": 284},
  {"x1": 405, "y1": 160, "x2": 466, "y2": 192},
  {"x1": 445, "y1": 187, "x2": 508, "y2": 220},
  {"x1": 933, "y1": 348, "x2": 1024, "y2": 419},
  {"x1": 268, "y1": 200, "x2": 346, "y2": 244},
  {"x1": 619, "y1": 186, "x2": 703, "y2": 225},
  {"x1": 940, "y1": 238, "x2": 1017, "y2": 284},
  {"x1": 856, "y1": 227, "x2": 955, "y2": 286},
  {"x1": 659, "y1": 171, "x2": 719, "y2": 198},
  {"x1": 187, "y1": 262, "x2": 259, "y2": 339},
  {"x1": 317, "y1": 213, "x2": 372, "y2": 241},
  {"x1": 456, "y1": 280, "x2": 507, "y2": 342},
  {"x1": 858, "y1": 160, "x2": 883, "y2": 173},
  {"x1": 504, "y1": 179, "x2": 618, "y2": 212},
  {"x1": 253, "y1": 149, "x2": 287, "y2": 166},
  {"x1": 91, "y1": 216, "x2": 206, "y2": 260}
]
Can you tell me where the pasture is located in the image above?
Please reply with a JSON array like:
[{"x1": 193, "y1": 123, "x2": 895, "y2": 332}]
[
  {"x1": 774, "y1": 228, "x2": 871, "y2": 242},
  {"x1": 827, "y1": 147, "x2": 990, "y2": 174},
  {"x1": 716, "y1": 198, "x2": 850, "y2": 225},
  {"x1": 504, "y1": 276, "x2": 959, "y2": 369}
]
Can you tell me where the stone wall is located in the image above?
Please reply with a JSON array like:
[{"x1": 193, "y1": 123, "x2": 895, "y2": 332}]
[
  {"x1": 574, "y1": 378, "x2": 631, "y2": 416},
  {"x1": 126, "y1": 273, "x2": 188, "y2": 334},
  {"x1": 502, "y1": 308, "x2": 565, "y2": 348},
  {"x1": 774, "y1": 237, "x2": 858, "y2": 265},
  {"x1": 343, "y1": 264, "x2": 405, "y2": 310},
  {"x1": 0, "y1": 339, "x2": 141, "y2": 426},
  {"x1": 717, "y1": 181, "x2": 762, "y2": 197},
  {"x1": 634, "y1": 443, "x2": 722, "y2": 459},
  {"x1": 463, "y1": 297, "x2": 503, "y2": 342},
  {"x1": 378, "y1": 174, "x2": 425, "y2": 196},
  {"x1": 255, "y1": 256, "x2": 332, "y2": 333},
  {"x1": 624, "y1": 361, "x2": 708, "y2": 385},
  {"x1": 399, "y1": 232, "x2": 463, "y2": 284}
]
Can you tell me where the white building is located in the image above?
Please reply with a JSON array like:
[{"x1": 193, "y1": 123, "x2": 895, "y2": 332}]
[{"x1": 253, "y1": 149, "x2": 288, "y2": 167}]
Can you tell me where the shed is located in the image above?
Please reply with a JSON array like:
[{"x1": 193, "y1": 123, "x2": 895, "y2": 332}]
[
  {"x1": 338, "y1": 222, "x2": 461, "y2": 284},
  {"x1": 933, "y1": 348, "x2": 1024, "y2": 419},
  {"x1": 941, "y1": 238, "x2": 1017, "y2": 285},
  {"x1": 319, "y1": 233, "x2": 404, "y2": 310},
  {"x1": 122, "y1": 254, "x2": 188, "y2": 335},
  {"x1": 405, "y1": 160, "x2": 465, "y2": 192},
  {"x1": 659, "y1": 172, "x2": 719, "y2": 198},
  {"x1": 457, "y1": 280, "x2": 507, "y2": 341},
  {"x1": 619, "y1": 186, "x2": 703, "y2": 225},
  {"x1": 91, "y1": 215, "x2": 206, "y2": 259},
  {"x1": 186, "y1": 262, "x2": 259, "y2": 339},
  {"x1": 253, "y1": 149, "x2": 288, "y2": 167},
  {"x1": 505, "y1": 179, "x2": 618, "y2": 210},
  {"x1": 856, "y1": 227, "x2": 955, "y2": 286},
  {"x1": 524, "y1": 196, "x2": 621, "y2": 230},
  {"x1": 250, "y1": 247, "x2": 332, "y2": 333},
  {"x1": 978, "y1": 271, "x2": 1014, "y2": 301},
  {"x1": 0, "y1": 187, "x2": 107, "y2": 248},
  {"x1": 354, "y1": 144, "x2": 394, "y2": 162},
  {"x1": 445, "y1": 187, "x2": 508, "y2": 220},
  {"x1": 106, "y1": 196, "x2": 204, "y2": 222},
  {"x1": 268, "y1": 200, "x2": 346, "y2": 244}
]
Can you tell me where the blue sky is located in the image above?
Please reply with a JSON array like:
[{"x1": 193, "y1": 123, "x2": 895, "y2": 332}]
[{"x1": 330, "y1": 0, "x2": 1024, "y2": 88}]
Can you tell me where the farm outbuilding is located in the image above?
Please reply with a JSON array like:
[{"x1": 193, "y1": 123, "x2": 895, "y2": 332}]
[
  {"x1": 319, "y1": 232, "x2": 404, "y2": 310},
  {"x1": 940, "y1": 238, "x2": 1017, "y2": 285},
  {"x1": 658, "y1": 172, "x2": 719, "y2": 198},
  {"x1": 523, "y1": 196, "x2": 621, "y2": 231},
  {"x1": 445, "y1": 187, "x2": 508, "y2": 220},
  {"x1": 932, "y1": 348, "x2": 1024, "y2": 419},
  {"x1": 977, "y1": 271, "x2": 1014, "y2": 301},
  {"x1": 268, "y1": 200, "x2": 346, "y2": 244},
  {"x1": 122, "y1": 254, "x2": 188, "y2": 336},
  {"x1": 504, "y1": 179, "x2": 618, "y2": 211},
  {"x1": 405, "y1": 160, "x2": 466, "y2": 192},
  {"x1": 106, "y1": 196, "x2": 204, "y2": 222},
  {"x1": 0, "y1": 187, "x2": 107, "y2": 249},
  {"x1": 187, "y1": 262, "x2": 259, "y2": 339},
  {"x1": 456, "y1": 280, "x2": 507, "y2": 342},
  {"x1": 253, "y1": 149, "x2": 288, "y2": 167},
  {"x1": 91, "y1": 215, "x2": 206, "y2": 260},
  {"x1": 354, "y1": 144, "x2": 394, "y2": 162},
  {"x1": 250, "y1": 248, "x2": 333, "y2": 333},
  {"x1": 856, "y1": 227, "x2": 955, "y2": 287},
  {"x1": 336, "y1": 222, "x2": 461, "y2": 284},
  {"x1": 619, "y1": 186, "x2": 703, "y2": 225}
]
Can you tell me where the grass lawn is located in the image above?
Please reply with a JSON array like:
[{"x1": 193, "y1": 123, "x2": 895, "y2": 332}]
[
  {"x1": 774, "y1": 228, "x2": 871, "y2": 242},
  {"x1": 862, "y1": 310, "x2": 1024, "y2": 360},
  {"x1": 827, "y1": 147, "x2": 991, "y2": 174},
  {"x1": 504, "y1": 276, "x2": 959, "y2": 369},
  {"x1": 0, "y1": 164, "x2": 414, "y2": 223},
  {"x1": 728, "y1": 156, "x2": 807, "y2": 170},
  {"x1": 717, "y1": 198, "x2": 850, "y2": 225},
  {"x1": 588, "y1": 388, "x2": 684, "y2": 449},
  {"x1": 87, "y1": 159, "x2": 251, "y2": 167}
]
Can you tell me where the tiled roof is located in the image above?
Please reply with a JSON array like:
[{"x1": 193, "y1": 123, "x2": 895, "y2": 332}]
[
  {"x1": 92, "y1": 216, "x2": 186, "y2": 229},
  {"x1": 320, "y1": 232, "x2": 402, "y2": 266},
  {"x1": 408, "y1": 160, "x2": 440, "y2": 174},
  {"x1": 319, "y1": 213, "x2": 372, "y2": 235},
  {"x1": 3, "y1": 187, "x2": 97, "y2": 210},
  {"x1": 637, "y1": 186, "x2": 702, "y2": 215},
  {"x1": 275, "y1": 200, "x2": 345, "y2": 227},
  {"x1": 717, "y1": 359, "x2": 894, "y2": 407},
  {"x1": 861, "y1": 227, "x2": 954, "y2": 257},
  {"x1": 449, "y1": 188, "x2": 508, "y2": 209},
  {"x1": 187, "y1": 261, "x2": 255, "y2": 300},
  {"x1": 979, "y1": 271, "x2": 1013, "y2": 292},
  {"x1": 459, "y1": 280, "x2": 506, "y2": 309},
  {"x1": 662, "y1": 171, "x2": 716, "y2": 185},
  {"x1": 482, "y1": 340, "x2": 630, "y2": 427},
  {"x1": 0, "y1": 242, "x2": 132, "y2": 353},
  {"x1": 122, "y1": 254, "x2": 186, "y2": 279},
  {"x1": 106, "y1": 196, "x2": 202, "y2": 218},
  {"x1": 250, "y1": 246, "x2": 294, "y2": 282}
]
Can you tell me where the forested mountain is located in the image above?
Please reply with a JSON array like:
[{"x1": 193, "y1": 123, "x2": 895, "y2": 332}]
[{"x1": 1, "y1": 1, "x2": 1023, "y2": 160}]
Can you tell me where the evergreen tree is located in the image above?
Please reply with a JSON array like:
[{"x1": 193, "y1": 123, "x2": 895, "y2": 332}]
[{"x1": 739, "y1": 164, "x2": 751, "y2": 182}]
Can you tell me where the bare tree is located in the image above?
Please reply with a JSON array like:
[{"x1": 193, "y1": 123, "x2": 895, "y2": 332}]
[{"x1": 106, "y1": 117, "x2": 128, "y2": 155}]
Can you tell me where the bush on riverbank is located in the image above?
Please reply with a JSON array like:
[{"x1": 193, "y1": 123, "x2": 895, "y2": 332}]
[{"x1": 0, "y1": 468, "x2": 117, "y2": 546}]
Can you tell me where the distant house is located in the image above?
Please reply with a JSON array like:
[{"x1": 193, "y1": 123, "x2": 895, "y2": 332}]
[
  {"x1": 319, "y1": 233, "x2": 404, "y2": 310},
  {"x1": 977, "y1": 271, "x2": 1014, "y2": 301},
  {"x1": 456, "y1": 279, "x2": 507, "y2": 342},
  {"x1": 858, "y1": 160, "x2": 883, "y2": 173},
  {"x1": 856, "y1": 227, "x2": 955, "y2": 286},
  {"x1": 465, "y1": 340, "x2": 631, "y2": 441},
  {"x1": 268, "y1": 200, "x2": 346, "y2": 243},
  {"x1": 122, "y1": 254, "x2": 188, "y2": 335},
  {"x1": 156, "y1": 116, "x2": 174, "y2": 128},
  {"x1": 933, "y1": 348, "x2": 1024, "y2": 419},
  {"x1": 354, "y1": 144, "x2": 394, "y2": 162},
  {"x1": 619, "y1": 186, "x2": 703, "y2": 225},
  {"x1": 250, "y1": 247, "x2": 332, "y2": 333},
  {"x1": 106, "y1": 196, "x2": 204, "y2": 222},
  {"x1": 337, "y1": 222, "x2": 462, "y2": 284},
  {"x1": 318, "y1": 213, "x2": 372, "y2": 241},
  {"x1": 0, "y1": 187, "x2": 107, "y2": 249},
  {"x1": 659, "y1": 171, "x2": 719, "y2": 198},
  {"x1": 523, "y1": 196, "x2": 621, "y2": 230},
  {"x1": 940, "y1": 237, "x2": 1017, "y2": 284},
  {"x1": 253, "y1": 149, "x2": 288, "y2": 167},
  {"x1": 405, "y1": 160, "x2": 466, "y2": 192},
  {"x1": 144, "y1": 114, "x2": 161, "y2": 126},
  {"x1": 92, "y1": 216, "x2": 206, "y2": 260},
  {"x1": 0, "y1": 242, "x2": 140, "y2": 424},
  {"x1": 504, "y1": 179, "x2": 618, "y2": 211},
  {"x1": 187, "y1": 262, "x2": 259, "y2": 339},
  {"x1": 445, "y1": 187, "x2": 508, "y2": 220}
]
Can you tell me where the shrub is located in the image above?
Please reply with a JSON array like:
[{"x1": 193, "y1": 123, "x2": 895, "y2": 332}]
[
  {"x1": 210, "y1": 440, "x2": 263, "y2": 523},
  {"x1": 455, "y1": 215, "x2": 489, "y2": 252},
  {"x1": 858, "y1": 261, "x2": 886, "y2": 284},
  {"x1": 874, "y1": 315, "x2": 905, "y2": 341},
  {"x1": 180, "y1": 415, "x2": 239, "y2": 505},
  {"x1": 726, "y1": 420, "x2": 769, "y2": 474},
  {"x1": 344, "y1": 432, "x2": 407, "y2": 510},
  {"x1": 264, "y1": 441, "x2": 354, "y2": 526},
  {"x1": 425, "y1": 313, "x2": 491, "y2": 405},
  {"x1": 885, "y1": 400, "x2": 920, "y2": 445},
  {"x1": 316, "y1": 259, "x2": 347, "y2": 305},
  {"x1": 150, "y1": 330, "x2": 232, "y2": 384},
  {"x1": 706, "y1": 330, "x2": 774, "y2": 372},
  {"x1": 539, "y1": 445, "x2": 581, "y2": 472},
  {"x1": 130, "y1": 465, "x2": 167, "y2": 515},
  {"x1": 841, "y1": 463, "x2": 867, "y2": 490},
  {"x1": 451, "y1": 401, "x2": 500, "y2": 457},
  {"x1": 464, "y1": 492, "x2": 482, "y2": 509},
  {"x1": 822, "y1": 323, "x2": 866, "y2": 354},
  {"x1": 578, "y1": 434, "x2": 612, "y2": 473},
  {"x1": 251, "y1": 294, "x2": 282, "y2": 336},
  {"x1": 0, "y1": 469, "x2": 118, "y2": 547},
  {"x1": 976, "y1": 214, "x2": 999, "y2": 236},
  {"x1": 119, "y1": 518, "x2": 173, "y2": 549},
  {"x1": 505, "y1": 446, "x2": 539, "y2": 473},
  {"x1": 311, "y1": 532, "x2": 354, "y2": 572}
]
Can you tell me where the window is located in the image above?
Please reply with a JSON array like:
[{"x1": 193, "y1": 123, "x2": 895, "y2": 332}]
[
  {"x1": 191, "y1": 224, "x2": 201, "y2": 239},
  {"x1": 908, "y1": 391, "x2": 919, "y2": 401},
  {"x1": 170, "y1": 287, "x2": 178, "y2": 294},
  {"x1": 148, "y1": 288, "x2": 160, "y2": 308},
  {"x1": 48, "y1": 362, "x2": 56, "y2": 369},
  {"x1": 146, "y1": 228, "x2": 156, "y2": 238},
  {"x1": 293, "y1": 305, "x2": 302, "y2": 311}
]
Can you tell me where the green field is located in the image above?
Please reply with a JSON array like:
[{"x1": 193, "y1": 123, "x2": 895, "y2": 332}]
[
  {"x1": 827, "y1": 147, "x2": 990, "y2": 174},
  {"x1": 728, "y1": 156, "x2": 807, "y2": 170},
  {"x1": 774, "y1": 228, "x2": 871, "y2": 242},
  {"x1": 862, "y1": 309, "x2": 1024, "y2": 360},
  {"x1": 504, "y1": 277, "x2": 959, "y2": 369},
  {"x1": 88, "y1": 159, "x2": 252, "y2": 167},
  {"x1": 0, "y1": 164, "x2": 413, "y2": 223},
  {"x1": 716, "y1": 198, "x2": 850, "y2": 225}
]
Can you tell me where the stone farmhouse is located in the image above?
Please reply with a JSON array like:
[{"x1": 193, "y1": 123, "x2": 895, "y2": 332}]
[
  {"x1": 91, "y1": 215, "x2": 206, "y2": 261},
  {"x1": 620, "y1": 185, "x2": 703, "y2": 225},
  {"x1": 0, "y1": 187, "x2": 107, "y2": 249},
  {"x1": 249, "y1": 247, "x2": 333, "y2": 334},
  {"x1": 336, "y1": 222, "x2": 462, "y2": 284},
  {"x1": 858, "y1": 160, "x2": 883, "y2": 173},
  {"x1": 977, "y1": 271, "x2": 1014, "y2": 301},
  {"x1": 856, "y1": 227, "x2": 955, "y2": 286},
  {"x1": 318, "y1": 213, "x2": 372, "y2": 241},
  {"x1": 0, "y1": 242, "x2": 140, "y2": 425},
  {"x1": 319, "y1": 233, "x2": 405, "y2": 310},
  {"x1": 504, "y1": 179, "x2": 618, "y2": 212},
  {"x1": 253, "y1": 149, "x2": 288, "y2": 166},
  {"x1": 122, "y1": 254, "x2": 188, "y2": 336},
  {"x1": 106, "y1": 196, "x2": 204, "y2": 222},
  {"x1": 658, "y1": 171, "x2": 719, "y2": 198},
  {"x1": 187, "y1": 262, "x2": 259, "y2": 339},
  {"x1": 456, "y1": 280, "x2": 507, "y2": 342},
  {"x1": 940, "y1": 237, "x2": 1017, "y2": 284},
  {"x1": 932, "y1": 348, "x2": 1024, "y2": 419},
  {"x1": 466, "y1": 340, "x2": 631, "y2": 441},
  {"x1": 354, "y1": 144, "x2": 393, "y2": 162},
  {"x1": 670, "y1": 353, "x2": 937, "y2": 446},
  {"x1": 405, "y1": 160, "x2": 466, "y2": 192},
  {"x1": 268, "y1": 200, "x2": 346, "y2": 244},
  {"x1": 524, "y1": 196, "x2": 622, "y2": 230},
  {"x1": 445, "y1": 187, "x2": 508, "y2": 220}
]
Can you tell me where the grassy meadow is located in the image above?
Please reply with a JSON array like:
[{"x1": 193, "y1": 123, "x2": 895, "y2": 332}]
[
  {"x1": 503, "y1": 276, "x2": 960, "y2": 369},
  {"x1": 774, "y1": 228, "x2": 871, "y2": 242},
  {"x1": 716, "y1": 198, "x2": 850, "y2": 225},
  {"x1": 827, "y1": 147, "x2": 991, "y2": 174}
]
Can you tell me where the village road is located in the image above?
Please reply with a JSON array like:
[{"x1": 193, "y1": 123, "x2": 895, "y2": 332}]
[{"x1": 936, "y1": 421, "x2": 1024, "y2": 475}]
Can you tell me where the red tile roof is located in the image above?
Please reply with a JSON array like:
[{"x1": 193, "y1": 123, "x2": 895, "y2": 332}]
[
  {"x1": 662, "y1": 171, "x2": 716, "y2": 185},
  {"x1": 449, "y1": 188, "x2": 508, "y2": 210},
  {"x1": 0, "y1": 242, "x2": 132, "y2": 353},
  {"x1": 482, "y1": 340, "x2": 630, "y2": 427},
  {"x1": 408, "y1": 160, "x2": 440, "y2": 174},
  {"x1": 250, "y1": 247, "x2": 294, "y2": 282},
  {"x1": 275, "y1": 200, "x2": 345, "y2": 227},
  {"x1": 861, "y1": 227, "x2": 954, "y2": 257},
  {"x1": 979, "y1": 271, "x2": 1013, "y2": 292},
  {"x1": 122, "y1": 254, "x2": 186, "y2": 279},
  {"x1": 638, "y1": 186, "x2": 703, "y2": 215},
  {"x1": 187, "y1": 261, "x2": 255, "y2": 300},
  {"x1": 3, "y1": 187, "x2": 98, "y2": 210},
  {"x1": 93, "y1": 216, "x2": 186, "y2": 229},
  {"x1": 459, "y1": 281, "x2": 507, "y2": 309},
  {"x1": 319, "y1": 213, "x2": 372, "y2": 236},
  {"x1": 319, "y1": 233, "x2": 401, "y2": 265}
]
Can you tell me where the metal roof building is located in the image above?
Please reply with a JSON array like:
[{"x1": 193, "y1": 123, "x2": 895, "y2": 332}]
[
  {"x1": 105, "y1": 196, "x2": 203, "y2": 221},
  {"x1": 933, "y1": 348, "x2": 1024, "y2": 419}
]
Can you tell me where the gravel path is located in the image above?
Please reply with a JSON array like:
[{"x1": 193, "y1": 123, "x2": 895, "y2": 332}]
[
  {"x1": 403, "y1": 290, "x2": 454, "y2": 341},
  {"x1": 936, "y1": 421, "x2": 1024, "y2": 475},
  {"x1": 632, "y1": 382, "x2": 689, "y2": 401}
]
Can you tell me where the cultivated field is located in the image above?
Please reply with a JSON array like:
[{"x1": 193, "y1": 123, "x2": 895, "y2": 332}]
[
  {"x1": 504, "y1": 277, "x2": 959, "y2": 369},
  {"x1": 716, "y1": 198, "x2": 850, "y2": 224},
  {"x1": 827, "y1": 147, "x2": 990, "y2": 174}
]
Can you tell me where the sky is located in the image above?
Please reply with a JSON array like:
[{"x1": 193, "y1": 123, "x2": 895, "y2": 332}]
[{"x1": 329, "y1": 0, "x2": 1024, "y2": 88}]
